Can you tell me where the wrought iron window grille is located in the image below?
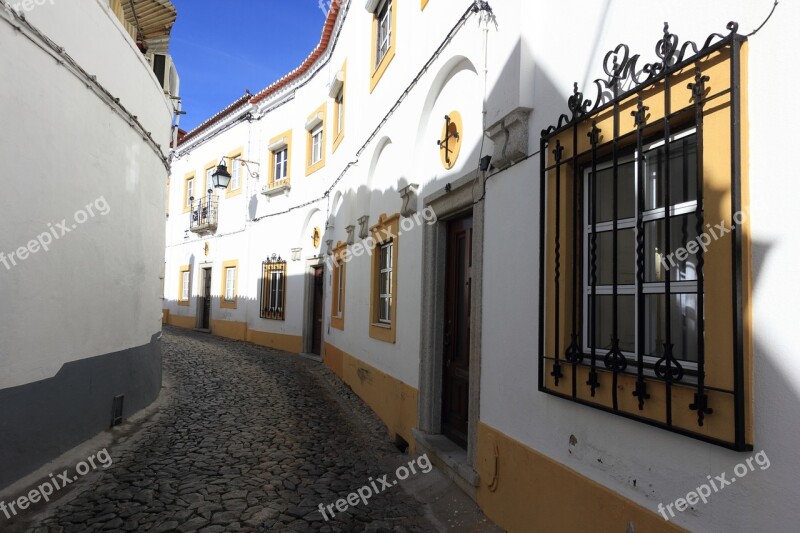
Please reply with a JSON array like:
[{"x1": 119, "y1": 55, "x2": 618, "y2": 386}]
[
  {"x1": 261, "y1": 254, "x2": 287, "y2": 321},
  {"x1": 538, "y1": 22, "x2": 750, "y2": 451}
]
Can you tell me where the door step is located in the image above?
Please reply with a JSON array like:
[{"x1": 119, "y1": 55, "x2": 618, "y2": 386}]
[{"x1": 193, "y1": 328, "x2": 211, "y2": 333}]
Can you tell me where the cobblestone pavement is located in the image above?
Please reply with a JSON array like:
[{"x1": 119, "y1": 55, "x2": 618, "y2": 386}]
[{"x1": 17, "y1": 327, "x2": 442, "y2": 532}]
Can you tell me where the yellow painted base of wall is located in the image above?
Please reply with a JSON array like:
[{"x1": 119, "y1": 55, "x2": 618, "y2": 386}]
[
  {"x1": 476, "y1": 423, "x2": 683, "y2": 533},
  {"x1": 324, "y1": 343, "x2": 418, "y2": 452},
  {"x1": 162, "y1": 309, "x2": 169, "y2": 325},
  {"x1": 211, "y1": 320, "x2": 247, "y2": 341},
  {"x1": 247, "y1": 329, "x2": 303, "y2": 354},
  {"x1": 167, "y1": 314, "x2": 195, "y2": 329}
]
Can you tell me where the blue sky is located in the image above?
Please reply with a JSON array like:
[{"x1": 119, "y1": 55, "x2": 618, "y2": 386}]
[{"x1": 170, "y1": 0, "x2": 329, "y2": 132}]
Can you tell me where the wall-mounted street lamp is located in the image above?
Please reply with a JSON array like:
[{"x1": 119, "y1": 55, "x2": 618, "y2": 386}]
[
  {"x1": 212, "y1": 156, "x2": 261, "y2": 188},
  {"x1": 211, "y1": 162, "x2": 231, "y2": 190}
]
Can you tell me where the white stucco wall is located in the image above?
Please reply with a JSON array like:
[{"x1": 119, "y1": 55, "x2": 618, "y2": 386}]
[
  {"x1": 0, "y1": 0, "x2": 172, "y2": 388},
  {"x1": 164, "y1": 0, "x2": 799, "y2": 529},
  {"x1": 480, "y1": 1, "x2": 800, "y2": 531}
]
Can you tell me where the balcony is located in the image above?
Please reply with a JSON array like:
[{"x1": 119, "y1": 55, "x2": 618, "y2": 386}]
[
  {"x1": 261, "y1": 180, "x2": 291, "y2": 198},
  {"x1": 189, "y1": 195, "x2": 218, "y2": 234}
]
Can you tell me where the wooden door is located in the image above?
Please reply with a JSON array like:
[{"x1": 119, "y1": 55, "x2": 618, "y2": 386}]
[
  {"x1": 201, "y1": 268, "x2": 211, "y2": 329},
  {"x1": 442, "y1": 215, "x2": 472, "y2": 447},
  {"x1": 311, "y1": 266, "x2": 324, "y2": 355}
]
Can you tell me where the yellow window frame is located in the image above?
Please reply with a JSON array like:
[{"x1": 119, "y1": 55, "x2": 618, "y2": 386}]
[
  {"x1": 369, "y1": 213, "x2": 400, "y2": 343},
  {"x1": 370, "y1": 0, "x2": 397, "y2": 93},
  {"x1": 305, "y1": 103, "x2": 327, "y2": 176},
  {"x1": 220, "y1": 260, "x2": 238, "y2": 309}
]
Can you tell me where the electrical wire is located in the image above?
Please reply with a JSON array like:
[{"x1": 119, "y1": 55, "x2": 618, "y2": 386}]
[
  {"x1": 252, "y1": 0, "x2": 487, "y2": 223},
  {"x1": 0, "y1": 1, "x2": 171, "y2": 170},
  {"x1": 747, "y1": 0, "x2": 778, "y2": 37}
]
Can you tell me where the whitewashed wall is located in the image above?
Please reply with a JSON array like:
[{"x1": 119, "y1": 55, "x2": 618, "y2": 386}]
[
  {"x1": 0, "y1": 0, "x2": 172, "y2": 389},
  {"x1": 480, "y1": 1, "x2": 800, "y2": 531}
]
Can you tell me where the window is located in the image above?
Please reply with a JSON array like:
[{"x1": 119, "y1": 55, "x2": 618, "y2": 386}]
[
  {"x1": 335, "y1": 91, "x2": 344, "y2": 137},
  {"x1": 225, "y1": 267, "x2": 236, "y2": 301},
  {"x1": 226, "y1": 151, "x2": 243, "y2": 198},
  {"x1": 220, "y1": 260, "x2": 238, "y2": 309},
  {"x1": 274, "y1": 148, "x2": 288, "y2": 181},
  {"x1": 261, "y1": 256, "x2": 287, "y2": 320},
  {"x1": 183, "y1": 174, "x2": 195, "y2": 213},
  {"x1": 331, "y1": 243, "x2": 347, "y2": 330},
  {"x1": 305, "y1": 104, "x2": 326, "y2": 175},
  {"x1": 370, "y1": 0, "x2": 396, "y2": 92},
  {"x1": 369, "y1": 213, "x2": 400, "y2": 343},
  {"x1": 378, "y1": 242, "x2": 393, "y2": 323},
  {"x1": 583, "y1": 130, "x2": 699, "y2": 366},
  {"x1": 376, "y1": 0, "x2": 392, "y2": 67},
  {"x1": 311, "y1": 127, "x2": 323, "y2": 165},
  {"x1": 268, "y1": 131, "x2": 292, "y2": 189},
  {"x1": 178, "y1": 266, "x2": 191, "y2": 305},
  {"x1": 538, "y1": 25, "x2": 751, "y2": 450},
  {"x1": 331, "y1": 62, "x2": 346, "y2": 152}
]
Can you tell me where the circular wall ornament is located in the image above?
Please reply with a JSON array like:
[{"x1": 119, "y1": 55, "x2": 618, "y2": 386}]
[{"x1": 438, "y1": 111, "x2": 463, "y2": 170}]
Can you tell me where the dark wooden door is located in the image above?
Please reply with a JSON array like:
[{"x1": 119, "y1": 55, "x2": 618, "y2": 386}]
[
  {"x1": 442, "y1": 215, "x2": 472, "y2": 448},
  {"x1": 311, "y1": 266, "x2": 324, "y2": 355},
  {"x1": 201, "y1": 268, "x2": 211, "y2": 329}
]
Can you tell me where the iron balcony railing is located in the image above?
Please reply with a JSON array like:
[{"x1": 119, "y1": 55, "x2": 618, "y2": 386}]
[{"x1": 189, "y1": 195, "x2": 218, "y2": 234}]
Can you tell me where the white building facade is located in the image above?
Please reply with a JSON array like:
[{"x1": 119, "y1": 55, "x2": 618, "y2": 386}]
[
  {"x1": 165, "y1": 1, "x2": 800, "y2": 531},
  {"x1": 0, "y1": 0, "x2": 178, "y2": 489}
]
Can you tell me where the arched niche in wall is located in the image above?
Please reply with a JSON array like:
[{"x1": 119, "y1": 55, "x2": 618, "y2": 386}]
[
  {"x1": 361, "y1": 136, "x2": 397, "y2": 222},
  {"x1": 297, "y1": 207, "x2": 326, "y2": 257},
  {"x1": 414, "y1": 56, "x2": 481, "y2": 180}
]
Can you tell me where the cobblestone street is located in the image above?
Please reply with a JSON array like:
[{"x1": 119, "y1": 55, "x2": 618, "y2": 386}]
[{"x1": 9, "y1": 327, "x2": 490, "y2": 532}]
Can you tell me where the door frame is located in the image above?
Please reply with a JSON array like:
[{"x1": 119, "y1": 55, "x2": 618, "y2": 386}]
[
  {"x1": 195, "y1": 264, "x2": 213, "y2": 329},
  {"x1": 302, "y1": 256, "x2": 326, "y2": 354},
  {"x1": 418, "y1": 169, "x2": 485, "y2": 468}
]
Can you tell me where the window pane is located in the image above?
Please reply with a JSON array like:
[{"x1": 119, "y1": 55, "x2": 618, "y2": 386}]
[
  {"x1": 595, "y1": 229, "x2": 635, "y2": 285},
  {"x1": 644, "y1": 293, "x2": 698, "y2": 362},
  {"x1": 643, "y1": 134, "x2": 697, "y2": 211},
  {"x1": 588, "y1": 295, "x2": 635, "y2": 353},
  {"x1": 644, "y1": 213, "x2": 700, "y2": 282},
  {"x1": 592, "y1": 161, "x2": 635, "y2": 223}
]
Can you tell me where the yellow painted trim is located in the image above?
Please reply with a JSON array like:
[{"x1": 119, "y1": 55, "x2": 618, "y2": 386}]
[
  {"x1": 225, "y1": 148, "x2": 244, "y2": 199},
  {"x1": 182, "y1": 172, "x2": 196, "y2": 214},
  {"x1": 439, "y1": 110, "x2": 463, "y2": 170},
  {"x1": 369, "y1": 213, "x2": 400, "y2": 343},
  {"x1": 168, "y1": 314, "x2": 195, "y2": 329},
  {"x1": 268, "y1": 129, "x2": 293, "y2": 189},
  {"x1": 220, "y1": 260, "x2": 238, "y2": 309},
  {"x1": 247, "y1": 329, "x2": 303, "y2": 354},
  {"x1": 541, "y1": 47, "x2": 752, "y2": 447},
  {"x1": 305, "y1": 103, "x2": 327, "y2": 176},
  {"x1": 178, "y1": 264, "x2": 191, "y2": 306},
  {"x1": 162, "y1": 309, "x2": 169, "y2": 324},
  {"x1": 324, "y1": 342, "x2": 418, "y2": 451},
  {"x1": 211, "y1": 319, "x2": 247, "y2": 341},
  {"x1": 369, "y1": 0, "x2": 397, "y2": 93},
  {"x1": 332, "y1": 60, "x2": 347, "y2": 153},
  {"x1": 330, "y1": 242, "x2": 347, "y2": 330},
  {"x1": 476, "y1": 423, "x2": 683, "y2": 532}
]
